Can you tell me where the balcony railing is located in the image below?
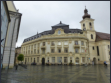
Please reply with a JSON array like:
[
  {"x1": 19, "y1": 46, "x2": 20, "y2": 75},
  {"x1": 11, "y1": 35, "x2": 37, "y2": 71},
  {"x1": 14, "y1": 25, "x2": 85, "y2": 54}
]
[{"x1": 74, "y1": 44, "x2": 80, "y2": 48}]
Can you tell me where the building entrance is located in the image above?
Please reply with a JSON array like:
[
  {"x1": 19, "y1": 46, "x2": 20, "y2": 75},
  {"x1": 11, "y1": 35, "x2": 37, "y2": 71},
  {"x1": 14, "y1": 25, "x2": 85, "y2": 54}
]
[
  {"x1": 42, "y1": 58, "x2": 45, "y2": 65},
  {"x1": 93, "y1": 58, "x2": 96, "y2": 65}
]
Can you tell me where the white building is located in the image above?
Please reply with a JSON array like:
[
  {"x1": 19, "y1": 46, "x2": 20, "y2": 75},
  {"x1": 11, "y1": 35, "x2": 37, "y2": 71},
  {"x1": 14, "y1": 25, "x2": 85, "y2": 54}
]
[
  {"x1": 2, "y1": 1, "x2": 22, "y2": 68},
  {"x1": 1, "y1": 1, "x2": 10, "y2": 68}
]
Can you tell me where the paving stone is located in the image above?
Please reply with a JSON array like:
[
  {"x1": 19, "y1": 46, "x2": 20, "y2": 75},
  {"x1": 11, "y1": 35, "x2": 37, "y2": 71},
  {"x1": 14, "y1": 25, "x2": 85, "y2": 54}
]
[{"x1": 1, "y1": 65, "x2": 110, "y2": 83}]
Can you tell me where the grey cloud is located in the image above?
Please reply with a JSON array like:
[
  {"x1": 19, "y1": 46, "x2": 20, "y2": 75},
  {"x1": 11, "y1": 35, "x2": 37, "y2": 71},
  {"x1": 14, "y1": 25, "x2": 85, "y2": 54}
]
[{"x1": 13, "y1": 1, "x2": 110, "y2": 47}]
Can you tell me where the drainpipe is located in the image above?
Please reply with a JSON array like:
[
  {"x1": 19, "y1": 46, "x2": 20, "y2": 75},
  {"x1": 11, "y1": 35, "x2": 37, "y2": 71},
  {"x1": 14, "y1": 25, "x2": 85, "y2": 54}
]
[{"x1": 7, "y1": 16, "x2": 19, "y2": 69}]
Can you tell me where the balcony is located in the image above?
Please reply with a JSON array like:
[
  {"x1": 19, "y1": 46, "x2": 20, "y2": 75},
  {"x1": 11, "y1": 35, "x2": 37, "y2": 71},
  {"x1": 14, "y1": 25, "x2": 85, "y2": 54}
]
[
  {"x1": 74, "y1": 44, "x2": 80, "y2": 48},
  {"x1": 64, "y1": 45, "x2": 69, "y2": 48},
  {"x1": 57, "y1": 45, "x2": 62, "y2": 48},
  {"x1": 41, "y1": 45, "x2": 46, "y2": 49},
  {"x1": 51, "y1": 44, "x2": 55, "y2": 48}
]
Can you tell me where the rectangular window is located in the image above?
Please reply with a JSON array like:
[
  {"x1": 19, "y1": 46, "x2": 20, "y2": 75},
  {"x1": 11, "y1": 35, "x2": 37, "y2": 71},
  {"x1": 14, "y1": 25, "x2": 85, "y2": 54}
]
[
  {"x1": 64, "y1": 57, "x2": 67, "y2": 63},
  {"x1": 52, "y1": 57, "x2": 55, "y2": 63},
  {"x1": 90, "y1": 27, "x2": 92, "y2": 30},
  {"x1": 31, "y1": 58, "x2": 32, "y2": 62},
  {"x1": 97, "y1": 46, "x2": 99, "y2": 56},
  {"x1": 43, "y1": 42, "x2": 45, "y2": 46},
  {"x1": 34, "y1": 44, "x2": 36, "y2": 48},
  {"x1": 58, "y1": 42, "x2": 61, "y2": 45},
  {"x1": 75, "y1": 48, "x2": 78, "y2": 53},
  {"x1": 28, "y1": 50, "x2": 30, "y2": 54},
  {"x1": 34, "y1": 49, "x2": 36, "y2": 54},
  {"x1": 37, "y1": 57, "x2": 39, "y2": 62},
  {"x1": 108, "y1": 45, "x2": 110, "y2": 49},
  {"x1": 31, "y1": 51, "x2": 33, "y2": 54},
  {"x1": 81, "y1": 49, "x2": 84, "y2": 53},
  {"x1": 58, "y1": 48, "x2": 61, "y2": 53},
  {"x1": 82, "y1": 57, "x2": 85, "y2": 63},
  {"x1": 92, "y1": 46, "x2": 94, "y2": 50},
  {"x1": 75, "y1": 41, "x2": 78, "y2": 45},
  {"x1": 81, "y1": 41, "x2": 84, "y2": 45},
  {"x1": 29, "y1": 46, "x2": 30, "y2": 49},
  {"x1": 51, "y1": 41, "x2": 55, "y2": 46},
  {"x1": 109, "y1": 51, "x2": 110, "y2": 55},
  {"x1": 51, "y1": 49, "x2": 54, "y2": 53},
  {"x1": 64, "y1": 48, "x2": 68, "y2": 53},
  {"x1": 42, "y1": 49, "x2": 45, "y2": 54},
  {"x1": 38, "y1": 43, "x2": 40, "y2": 47},
  {"x1": 31, "y1": 45, "x2": 33, "y2": 49},
  {"x1": 38, "y1": 50, "x2": 39, "y2": 54},
  {"x1": 64, "y1": 41, "x2": 68, "y2": 45}
]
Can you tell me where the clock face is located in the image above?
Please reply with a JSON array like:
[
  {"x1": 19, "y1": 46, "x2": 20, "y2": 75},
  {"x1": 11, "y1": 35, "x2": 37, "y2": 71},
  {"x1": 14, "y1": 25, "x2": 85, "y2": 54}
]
[{"x1": 58, "y1": 30, "x2": 61, "y2": 34}]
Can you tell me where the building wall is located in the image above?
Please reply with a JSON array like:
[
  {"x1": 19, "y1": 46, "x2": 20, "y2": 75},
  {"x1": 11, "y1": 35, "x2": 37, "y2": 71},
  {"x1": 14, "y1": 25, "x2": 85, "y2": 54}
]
[
  {"x1": 21, "y1": 28, "x2": 89, "y2": 65},
  {"x1": 15, "y1": 47, "x2": 21, "y2": 64},
  {"x1": 6, "y1": 1, "x2": 17, "y2": 12},
  {"x1": 2, "y1": 1, "x2": 22, "y2": 68},
  {"x1": 1, "y1": 1, "x2": 10, "y2": 68}
]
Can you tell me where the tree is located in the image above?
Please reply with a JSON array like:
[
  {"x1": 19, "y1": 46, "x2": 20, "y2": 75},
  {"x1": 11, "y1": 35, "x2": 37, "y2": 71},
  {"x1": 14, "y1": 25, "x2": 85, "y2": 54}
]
[{"x1": 17, "y1": 54, "x2": 24, "y2": 64}]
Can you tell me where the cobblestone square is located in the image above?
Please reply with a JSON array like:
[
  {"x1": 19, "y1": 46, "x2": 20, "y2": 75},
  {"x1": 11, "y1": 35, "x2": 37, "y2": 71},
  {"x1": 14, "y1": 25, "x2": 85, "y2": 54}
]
[{"x1": 1, "y1": 65, "x2": 110, "y2": 83}]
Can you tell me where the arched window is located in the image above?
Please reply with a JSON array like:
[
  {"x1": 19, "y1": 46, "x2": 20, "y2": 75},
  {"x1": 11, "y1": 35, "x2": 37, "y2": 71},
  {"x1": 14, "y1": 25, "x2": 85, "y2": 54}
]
[
  {"x1": 91, "y1": 34, "x2": 93, "y2": 39},
  {"x1": 83, "y1": 24, "x2": 85, "y2": 27},
  {"x1": 75, "y1": 57, "x2": 79, "y2": 64},
  {"x1": 89, "y1": 22, "x2": 92, "y2": 30},
  {"x1": 89, "y1": 22, "x2": 92, "y2": 26}
]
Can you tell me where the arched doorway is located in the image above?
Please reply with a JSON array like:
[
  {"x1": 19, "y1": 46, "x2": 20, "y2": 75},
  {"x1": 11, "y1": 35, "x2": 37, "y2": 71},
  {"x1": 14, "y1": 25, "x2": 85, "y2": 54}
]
[
  {"x1": 25, "y1": 58, "x2": 27, "y2": 64},
  {"x1": 75, "y1": 57, "x2": 79, "y2": 64},
  {"x1": 42, "y1": 58, "x2": 45, "y2": 65},
  {"x1": 93, "y1": 58, "x2": 96, "y2": 65}
]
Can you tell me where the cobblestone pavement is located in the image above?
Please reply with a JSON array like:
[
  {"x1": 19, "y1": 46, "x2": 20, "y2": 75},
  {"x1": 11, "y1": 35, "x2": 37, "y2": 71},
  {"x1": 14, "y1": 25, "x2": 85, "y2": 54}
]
[{"x1": 1, "y1": 65, "x2": 110, "y2": 83}]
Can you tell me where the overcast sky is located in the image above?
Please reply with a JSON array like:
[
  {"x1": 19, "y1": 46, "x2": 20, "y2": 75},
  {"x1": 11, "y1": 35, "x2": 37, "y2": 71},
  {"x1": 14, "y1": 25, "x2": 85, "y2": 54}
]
[{"x1": 13, "y1": 1, "x2": 110, "y2": 47}]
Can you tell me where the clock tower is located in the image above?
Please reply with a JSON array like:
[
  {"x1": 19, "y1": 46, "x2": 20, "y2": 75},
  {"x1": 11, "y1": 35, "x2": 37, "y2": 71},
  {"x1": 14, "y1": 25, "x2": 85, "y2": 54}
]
[{"x1": 80, "y1": 6, "x2": 96, "y2": 42}]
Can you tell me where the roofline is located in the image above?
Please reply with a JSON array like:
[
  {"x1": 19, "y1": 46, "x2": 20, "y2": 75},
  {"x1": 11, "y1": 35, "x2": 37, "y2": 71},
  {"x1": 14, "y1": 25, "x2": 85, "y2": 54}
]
[
  {"x1": 12, "y1": 1, "x2": 17, "y2": 12},
  {"x1": 96, "y1": 31, "x2": 110, "y2": 35},
  {"x1": 4, "y1": 1, "x2": 11, "y2": 22},
  {"x1": 16, "y1": 13, "x2": 22, "y2": 42}
]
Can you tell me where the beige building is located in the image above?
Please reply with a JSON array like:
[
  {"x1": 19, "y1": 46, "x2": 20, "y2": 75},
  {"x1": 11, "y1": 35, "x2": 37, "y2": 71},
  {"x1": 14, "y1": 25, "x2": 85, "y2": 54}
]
[
  {"x1": 15, "y1": 47, "x2": 21, "y2": 65},
  {"x1": 21, "y1": 8, "x2": 110, "y2": 65}
]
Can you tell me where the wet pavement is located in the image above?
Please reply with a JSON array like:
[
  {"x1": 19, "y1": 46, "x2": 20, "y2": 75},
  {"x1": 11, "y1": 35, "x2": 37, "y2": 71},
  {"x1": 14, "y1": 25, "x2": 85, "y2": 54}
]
[{"x1": 1, "y1": 65, "x2": 110, "y2": 83}]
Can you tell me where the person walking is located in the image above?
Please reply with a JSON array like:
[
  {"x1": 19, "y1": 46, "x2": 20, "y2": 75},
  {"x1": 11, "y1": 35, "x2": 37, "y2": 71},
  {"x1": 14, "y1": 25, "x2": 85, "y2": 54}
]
[
  {"x1": 92, "y1": 61, "x2": 93, "y2": 65},
  {"x1": 15, "y1": 64, "x2": 18, "y2": 70},
  {"x1": 104, "y1": 61, "x2": 107, "y2": 67}
]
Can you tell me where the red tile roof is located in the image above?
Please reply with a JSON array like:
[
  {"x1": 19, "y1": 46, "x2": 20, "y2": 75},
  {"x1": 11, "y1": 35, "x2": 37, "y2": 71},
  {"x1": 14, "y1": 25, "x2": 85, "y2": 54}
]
[{"x1": 96, "y1": 32, "x2": 110, "y2": 42}]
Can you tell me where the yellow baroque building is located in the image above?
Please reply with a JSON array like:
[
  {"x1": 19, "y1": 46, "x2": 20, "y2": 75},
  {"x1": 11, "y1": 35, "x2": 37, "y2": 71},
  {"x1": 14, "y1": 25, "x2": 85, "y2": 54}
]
[{"x1": 21, "y1": 8, "x2": 110, "y2": 65}]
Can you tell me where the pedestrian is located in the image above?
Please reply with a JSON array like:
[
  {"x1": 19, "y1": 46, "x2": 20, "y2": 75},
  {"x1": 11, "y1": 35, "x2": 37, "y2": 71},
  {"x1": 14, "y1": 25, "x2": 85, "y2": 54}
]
[
  {"x1": 104, "y1": 61, "x2": 107, "y2": 67},
  {"x1": 93, "y1": 61, "x2": 94, "y2": 65},
  {"x1": 15, "y1": 64, "x2": 18, "y2": 70}
]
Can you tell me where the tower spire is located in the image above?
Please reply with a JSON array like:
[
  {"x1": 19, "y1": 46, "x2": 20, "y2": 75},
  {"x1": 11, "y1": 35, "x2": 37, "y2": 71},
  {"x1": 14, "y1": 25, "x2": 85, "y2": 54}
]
[
  {"x1": 60, "y1": 21, "x2": 62, "y2": 24},
  {"x1": 82, "y1": 6, "x2": 91, "y2": 19}
]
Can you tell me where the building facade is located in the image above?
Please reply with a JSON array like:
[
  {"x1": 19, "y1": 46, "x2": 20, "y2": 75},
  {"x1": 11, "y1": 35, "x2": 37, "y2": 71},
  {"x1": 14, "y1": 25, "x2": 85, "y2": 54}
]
[
  {"x1": 1, "y1": 1, "x2": 10, "y2": 68},
  {"x1": 15, "y1": 47, "x2": 21, "y2": 65},
  {"x1": 21, "y1": 8, "x2": 110, "y2": 65},
  {"x1": 2, "y1": 1, "x2": 22, "y2": 68}
]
